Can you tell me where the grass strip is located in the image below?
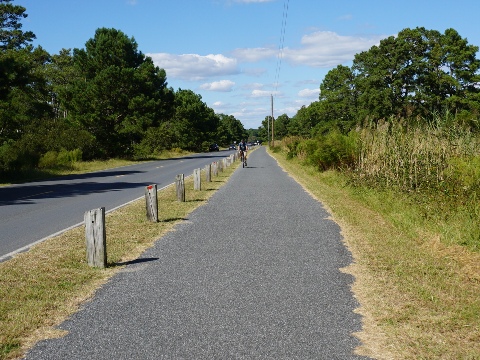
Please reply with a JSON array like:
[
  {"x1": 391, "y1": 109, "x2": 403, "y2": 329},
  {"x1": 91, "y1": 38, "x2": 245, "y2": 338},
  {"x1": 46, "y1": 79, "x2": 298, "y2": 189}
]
[
  {"x1": 0, "y1": 158, "x2": 239, "y2": 360},
  {"x1": 269, "y1": 148, "x2": 480, "y2": 359},
  {"x1": 0, "y1": 149, "x2": 193, "y2": 186}
]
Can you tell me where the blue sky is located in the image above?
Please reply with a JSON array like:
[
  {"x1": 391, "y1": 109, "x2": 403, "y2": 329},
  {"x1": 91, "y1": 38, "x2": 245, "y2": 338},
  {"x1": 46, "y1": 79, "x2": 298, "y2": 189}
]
[{"x1": 19, "y1": 0, "x2": 480, "y2": 129}]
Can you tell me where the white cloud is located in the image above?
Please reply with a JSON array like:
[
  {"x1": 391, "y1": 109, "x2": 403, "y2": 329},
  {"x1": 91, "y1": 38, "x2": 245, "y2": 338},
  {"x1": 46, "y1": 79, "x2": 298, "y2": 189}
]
[
  {"x1": 283, "y1": 31, "x2": 386, "y2": 68},
  {"x1": 147, "y1": 53, "x2": 239, "y2": 81},
  {"x1": 148, "y1": 31, "x2": 385, "y2": 83},
  {"x1": 298, "y1": 88, "x2": 319, "y2": 98},
  {"x1": 296, "y1": 79, "x2": 320, "y2": 86},
  {"x1": 243, "y1": 67, "x2": 268, "y2": 77},
  {"x1": 231, "y1": 31, "x2": 386, "y2": 69},
  {"x1": 251, "y1": 89, "x2": 281, "y2": 98},
  {"x1": 241, "y1": 82, "x2": 264, "y2": 90},
  {"x1": 200, "y1": 80, "x2": 235, "y2": 92},
  {"x1": 231, "y1": 47, "x2": 276, "y2": 62}
]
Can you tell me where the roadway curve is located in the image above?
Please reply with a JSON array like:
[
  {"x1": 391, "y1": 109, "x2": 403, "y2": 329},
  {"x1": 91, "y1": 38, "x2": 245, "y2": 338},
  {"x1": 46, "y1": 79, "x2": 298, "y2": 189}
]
[{"x1": 0, "y1": 150, "x2": 233, "y2": 261}]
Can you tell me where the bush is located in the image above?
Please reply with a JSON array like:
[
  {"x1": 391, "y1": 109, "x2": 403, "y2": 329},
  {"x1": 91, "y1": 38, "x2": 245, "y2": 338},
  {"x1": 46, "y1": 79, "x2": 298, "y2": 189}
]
[
  {"x1": 444, "y1": 156, "x2": 480, "y2": 199},
  {"x1": 284, "y1": 137, "x2": 301, "y2": 159},
  {"x1": 0, "y1": 140, "x2": 39, "y2": 173},
  {"x1": 57, "y1": 148, "x2": 82, "y2": 165},
  {"x1": 294, "y1": 131, "x2": 358, "y2": 171},
  {"x1": 38, "y1": 151, "x2": 59, "y2": 169},
  {"x1": 296, "y1": 139, "x2": 318, "y2": 162},
  {"x1": 0, "y1": 140, "x2": 18, "y2": 173},
  {"x1": 38, "y1": 149, "x2": 82, "y2": 169},
  {"x1": 132, "y1": 125, "x2": 177, "y2": 160}
]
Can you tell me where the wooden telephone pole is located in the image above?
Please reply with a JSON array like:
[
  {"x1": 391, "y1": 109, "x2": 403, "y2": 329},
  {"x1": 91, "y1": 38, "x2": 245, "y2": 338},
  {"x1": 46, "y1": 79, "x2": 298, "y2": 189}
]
[{"x1": 271, "y1": 94, "x2": 274, "y2": 147}]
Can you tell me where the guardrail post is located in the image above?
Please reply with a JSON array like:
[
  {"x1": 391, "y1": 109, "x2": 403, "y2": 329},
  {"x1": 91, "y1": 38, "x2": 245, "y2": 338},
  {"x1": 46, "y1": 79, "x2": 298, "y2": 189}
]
[
  {"x1": 176, "y1": 174, "x2": 185, "y2": 202},
  {"x1": 205, "y1": 163, "x2": 211, "y2": 182},
  {"x1": 84, "y1": 207, "x2": 107, "y2": 268},
  {"x1": 193, "y1": 168, "x2": 201, "y2": 190},
  {"x1": 145, "y1": 184, "x2": 158, "y2": 222}
]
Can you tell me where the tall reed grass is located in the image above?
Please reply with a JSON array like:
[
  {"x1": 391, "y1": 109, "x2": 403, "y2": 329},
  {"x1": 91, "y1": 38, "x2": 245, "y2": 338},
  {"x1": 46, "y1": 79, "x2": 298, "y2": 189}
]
[
  {"x1": 356, "y1": 119, "x2": 480, "y2": 193},
  {"x1": 355, "y1": 117, "x2": 480, "y2": 250},
  {"x1": 282, "y1": 115, "x2": 480, "y2": 250}
]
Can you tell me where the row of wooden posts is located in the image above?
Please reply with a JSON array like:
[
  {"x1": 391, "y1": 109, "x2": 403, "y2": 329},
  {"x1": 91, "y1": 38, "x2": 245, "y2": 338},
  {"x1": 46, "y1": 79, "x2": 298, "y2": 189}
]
[{"x1": 84, "y1": 153, "x2": 238, "y2": 268}]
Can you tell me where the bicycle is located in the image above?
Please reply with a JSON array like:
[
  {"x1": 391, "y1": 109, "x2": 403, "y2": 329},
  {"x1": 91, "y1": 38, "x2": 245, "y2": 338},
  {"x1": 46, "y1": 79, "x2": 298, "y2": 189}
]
[{"x1": 240, "y1": 150, "x2": 247, "y2": 168}]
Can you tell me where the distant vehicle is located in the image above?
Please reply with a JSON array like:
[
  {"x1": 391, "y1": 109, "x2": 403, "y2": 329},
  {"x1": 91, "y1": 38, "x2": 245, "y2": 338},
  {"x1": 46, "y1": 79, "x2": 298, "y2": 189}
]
[
  {"x1": 229, "y1": 144, "x2": 236, "y2": 150},
  {"x1": 209, "y1": 143, "x2": 219, "y2": 151}
]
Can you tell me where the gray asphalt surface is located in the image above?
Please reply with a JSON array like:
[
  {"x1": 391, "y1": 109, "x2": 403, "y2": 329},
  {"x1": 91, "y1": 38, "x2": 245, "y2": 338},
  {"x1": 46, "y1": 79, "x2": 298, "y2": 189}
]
[
  {"x1": 0, "y1": 151, "x2": 230, "y2": 261},
  {"x1": 24, "y1": 147, "x2": 370, "y2": 360}
]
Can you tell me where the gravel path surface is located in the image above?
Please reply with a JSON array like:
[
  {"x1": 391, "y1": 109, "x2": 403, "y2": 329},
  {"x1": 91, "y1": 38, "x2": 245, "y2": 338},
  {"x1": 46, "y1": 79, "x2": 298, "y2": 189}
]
[{"x1": 25, "y1": 147, "x2": 370, "y2": 359}]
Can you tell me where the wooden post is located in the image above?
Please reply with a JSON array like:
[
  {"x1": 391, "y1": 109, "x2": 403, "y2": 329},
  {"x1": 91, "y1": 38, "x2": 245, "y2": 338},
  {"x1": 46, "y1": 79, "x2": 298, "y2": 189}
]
[
  {"x1": 84, "y1": 207, "x2": 107, "y2": 268},
  {"x1": 205, "y1": 163, "x2": 211, "y2": 182},
  {"x1": 176, "y1": 174, "x2": 185, "y2": 202},
  {"x1": 218, "y1": 159, "x2": 223, "y2": 172},
  {"x1": 145, "y1": 184, "x2": 158, "y2": 222},
  {"x1": 193, "y1": 168, "x2": 201, "y2": 190},
  {"x1": 212, "y1": 162, "x2": 218, "y2": 177}
]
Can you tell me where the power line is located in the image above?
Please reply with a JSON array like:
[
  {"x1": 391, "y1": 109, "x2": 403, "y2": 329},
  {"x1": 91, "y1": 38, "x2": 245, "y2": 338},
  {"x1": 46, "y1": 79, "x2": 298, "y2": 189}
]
[{"x1": 273, "y1": 0, "x2": 289, "y2": 95}]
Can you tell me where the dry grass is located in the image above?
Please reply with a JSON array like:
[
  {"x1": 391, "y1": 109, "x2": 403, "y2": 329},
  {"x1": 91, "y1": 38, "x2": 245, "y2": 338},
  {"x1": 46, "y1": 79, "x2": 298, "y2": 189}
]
[
  {"x1": 269, "y1": 148, "x2": 480, "y2": 359},
  {"x1": 0, "y1": 158, "x2": 239, "y2": 360}
]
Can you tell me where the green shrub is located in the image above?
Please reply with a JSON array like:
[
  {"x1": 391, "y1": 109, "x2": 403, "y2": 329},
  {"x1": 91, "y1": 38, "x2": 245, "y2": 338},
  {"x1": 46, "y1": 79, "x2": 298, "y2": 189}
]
[
  {"x1": 0, "y1": 140, "x2": 18, "y2": 172},
  {"x1": 284, "y1": 137, "x2": 301, "y2": 159},
  {"x1": 38, "y1": 149, "x2": 82, "y2": 169},
  {"x1": 445, "y1": 156, "x2": 480, "y2": 194},
  {"x1": 294, "y1": 131, "x2": 358, "y2": 171},
  {"x1": 57, "y1": 149, "x2": 82, "y2": 165},
  {"x1": 296, "y1": 139, "x2": 318, "y2": 162},
  {"x1": 0, "y1": 140, "x2": 39, "y2": 173},
  {"x1": 38, "y1": 151, "x2": 59, "y2": 169}
]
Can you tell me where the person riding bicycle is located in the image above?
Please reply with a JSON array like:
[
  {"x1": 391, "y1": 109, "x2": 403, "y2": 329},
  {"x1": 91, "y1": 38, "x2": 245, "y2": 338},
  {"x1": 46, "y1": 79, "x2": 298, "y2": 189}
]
[{"x1": 238, "y1": 139, "x2": 248, "y2": 161}]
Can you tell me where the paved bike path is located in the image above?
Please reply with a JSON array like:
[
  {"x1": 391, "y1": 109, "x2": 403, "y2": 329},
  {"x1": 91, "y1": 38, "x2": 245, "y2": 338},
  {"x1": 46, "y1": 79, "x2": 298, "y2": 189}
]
[{"x1": 25, "y1": 147, "x2": 370, "y2": 359}]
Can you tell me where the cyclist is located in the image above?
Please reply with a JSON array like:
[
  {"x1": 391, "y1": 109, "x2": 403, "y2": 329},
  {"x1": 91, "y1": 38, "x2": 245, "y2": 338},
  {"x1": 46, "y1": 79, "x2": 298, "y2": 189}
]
[{"x1": 238, "y1": 139, "x2": 248, "y2": 163}]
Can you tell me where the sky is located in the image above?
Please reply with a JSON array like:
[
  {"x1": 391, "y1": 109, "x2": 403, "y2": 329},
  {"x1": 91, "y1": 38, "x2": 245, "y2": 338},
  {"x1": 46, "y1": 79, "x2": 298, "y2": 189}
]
[{"x1": 18, "y1": 0, "x2": 480, "y2": 129}]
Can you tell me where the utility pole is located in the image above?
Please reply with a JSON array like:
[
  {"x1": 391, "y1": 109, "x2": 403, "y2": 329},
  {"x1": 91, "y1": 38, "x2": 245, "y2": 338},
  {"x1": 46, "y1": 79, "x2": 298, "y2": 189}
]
[
  {"x1": 271, "y1": 94, "x2": 274, "y2": 147},
  {"x1": 267, "y1": 105, "x2": 270, "y2": 147}
]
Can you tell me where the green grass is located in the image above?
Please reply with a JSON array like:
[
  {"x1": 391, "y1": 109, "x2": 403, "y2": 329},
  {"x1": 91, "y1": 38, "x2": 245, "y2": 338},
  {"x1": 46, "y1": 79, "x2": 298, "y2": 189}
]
[
  {"x1": 0, "y1": 149, "x2": 193, "y2": 186},
  {"x1": 4, "y1": 144, "x2": 480, "y2": 359},
  {"x1": 0, "y1": 157, "x2": 239, "y2": 360},
  {"x1": 269, "y1": 147, "x2": 480, "y2": 359}
]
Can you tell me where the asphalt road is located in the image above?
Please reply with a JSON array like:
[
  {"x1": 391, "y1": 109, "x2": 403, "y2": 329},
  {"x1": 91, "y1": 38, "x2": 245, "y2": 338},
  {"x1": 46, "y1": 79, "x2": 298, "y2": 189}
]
[
  {"x1": 24, "y1": 147, "x2": 370, "y2": 359},
  {"x1": 0, "y1": 150, "x2": 233, "y2": 261}
]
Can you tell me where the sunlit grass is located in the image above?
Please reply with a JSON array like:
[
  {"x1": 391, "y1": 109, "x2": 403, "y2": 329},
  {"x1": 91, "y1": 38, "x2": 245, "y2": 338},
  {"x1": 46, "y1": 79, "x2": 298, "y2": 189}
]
[
  {"x1": 0, "y1": 157, "x2": 239, "y2": 360},
  {"x1": 269, "y1": 147, "x2": 480, "y2": 359},
  {"x1": 0, "y1": 149, "x2": 193, "y2": 186}
]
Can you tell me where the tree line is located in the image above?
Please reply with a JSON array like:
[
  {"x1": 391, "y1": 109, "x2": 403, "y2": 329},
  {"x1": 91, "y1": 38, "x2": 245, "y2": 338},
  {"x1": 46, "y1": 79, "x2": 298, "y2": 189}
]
[
  {"x1": 260, "y1": 26, "x2": 480, "y2": 140},
  {"x1": 0, "y1": 0, "x2": 248, "y2": 176}
]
